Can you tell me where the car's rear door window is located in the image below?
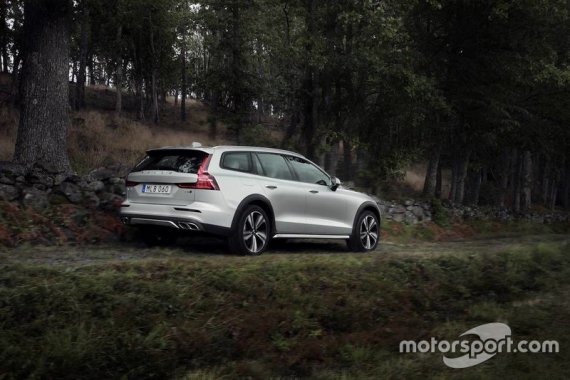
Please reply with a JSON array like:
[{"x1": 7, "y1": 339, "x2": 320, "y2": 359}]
[
  {"x1": 221, "y1": 152, "x2": 252, "y2": 172},
  {"x1": 132, "y1": 150, "x2": 207, "y2": 174},
  {"x1": 255, "y1": 153, "x2": 293, "y2": 180}
]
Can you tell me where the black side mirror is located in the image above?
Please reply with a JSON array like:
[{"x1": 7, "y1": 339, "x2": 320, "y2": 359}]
[{"x1": 330, "y1": 176, "x2": 341, "y2": 191}]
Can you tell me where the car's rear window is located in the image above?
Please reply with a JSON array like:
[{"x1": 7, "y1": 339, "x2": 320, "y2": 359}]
[{"x1": 132, "y1": 150, "x2": 208, "y2": 174}]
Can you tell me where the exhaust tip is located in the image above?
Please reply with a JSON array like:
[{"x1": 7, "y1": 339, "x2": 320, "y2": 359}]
[
  {"x1": 178, "y1": 222, "x2": 200, "y2": 231},
  {"x1": 120, "y1": 217, "x2": 130, "y2": 225}
]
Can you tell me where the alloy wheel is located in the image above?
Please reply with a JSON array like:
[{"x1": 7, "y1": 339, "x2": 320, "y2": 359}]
[
  {"x1": 242, "y1": 210, "x2": 268, "y2": 254},
  {"x1": 360, "y1": 215, "x2": 378, "y2": 250}
]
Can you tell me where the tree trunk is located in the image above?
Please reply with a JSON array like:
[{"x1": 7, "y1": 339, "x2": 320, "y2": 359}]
[
  {"x1": 326, "y1": 140, "x2": 340, "y2": 177},
  {"x1": 180, "y1": 38, "x2": 187, "y2": 122},
  {"x1": 301, "y1": 0, "x2": 318, "y2": 160},
  {"x1": 435, "y1": 162, "x2": 442, "y2": 199},
  {"x1": 209, "y1": 91, "x2": 219, "y2": 140},
  {"x1": 13, "y1": 0, "x2": 72, "y2": 173},
  {"x1": 151, "y1": 70, "x2": 159, "y2": 124},
  {"x1": 87, "y1": 54, "x2": 95, "y2": 85},
  {"x1": 423, "y1": 144, "x2": 441, "y2": 197},
  {"x1": 467, "y1": 169, "x2": 482, "y2": 205},
  {"x1": 149, "y1": 20, "x2": 159, "y2": 124},
  {"x1": 497, "y1": 150, "x2": 511, "y2": 207},
  {"x1": 0, "y1": 1, "x2": 9, "y2": 73},
  {"x1": 549, "y1": 179, "x2": 557, "y2": 210},
  {"x1": 540, "y1": 157, "x2": 550, "y2": 206},
  {"x1": 342, "y1": 140, "x2": 353, "y2": 181},
  {"x1": 10, "y1": 53, "x2": 21, "y2": 105},
  {"x1": 114, "y1": 24, "x2": 123, "y2": 114},
  {"x1": 563, "y1": 161, "x2": 570, "y2": 210},
  {"x1": 512, "y1": 149, "x2": 521, "y2": 212},
  {"x1": 521, "y1": 150, "x2": 532, "y2": 211},
  {"x1": 75, "y1": 2, "x2": 89, "y2": 110},
  {"x1": 449, "y1": 160, "x2": 457, "y2": 202},
  {"x1": 452, "y1": 148, "x2": 471, "y2": 204}
]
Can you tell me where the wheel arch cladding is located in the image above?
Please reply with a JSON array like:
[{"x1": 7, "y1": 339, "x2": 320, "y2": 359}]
[
  {"x1": 352, "y1": 201, "x2": 381, "y2": 233},
  {"x1": 231, "y1": 194, "x2": 276, "y2": 234}
]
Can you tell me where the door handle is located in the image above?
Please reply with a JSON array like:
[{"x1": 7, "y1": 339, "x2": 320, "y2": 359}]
[
  {"x1": 309, "y1": 190, "x2": 319, "y2": 194},
  {"x1": 266, "y1": 185, "x2": 277, "y2": 189}
]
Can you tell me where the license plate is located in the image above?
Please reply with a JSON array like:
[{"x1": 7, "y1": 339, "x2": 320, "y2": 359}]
[{"x1": 142, "y1": 184, "x2": 171, "y2": 194}]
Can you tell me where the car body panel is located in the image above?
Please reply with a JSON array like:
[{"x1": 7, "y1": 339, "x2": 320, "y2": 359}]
[{"x1": 121, "y1": 145, "x2": 381, "y2": 240}]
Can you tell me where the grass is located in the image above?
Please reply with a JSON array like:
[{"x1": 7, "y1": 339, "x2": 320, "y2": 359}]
[
  {"x1": 0, "y1": 241, "x2": 569, "y2": 379},
  {"x1": 382, "y1": 219, "x2": 570, "y2": 243}
]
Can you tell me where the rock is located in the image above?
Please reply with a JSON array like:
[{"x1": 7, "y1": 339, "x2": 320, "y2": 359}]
[
  {"x1": 32, "y1": 162, "x2": 63, "y2": 174},
  {"x1": 404, "y1": 199, "x2": 414, "y2": 206},
  {"x1": 53, "y1": 173, "x2": 68, "y2": 186},
  {"x1": 411, "y1": 206, "x2": 425, "y2": 219},
  {"x1": 86, "y1": 181, "x2": 105, "y2": 192},
  {"x1": 392, "y1": 213, "x2": 405, "y2": 223},
  {"x1": 88, "y1": 165, "x2": 129, "y2": 182},
  {"x1": 0, "y1": 161, "x2": 26, "y2": 177},
  {"x1": 108, "y1": 177, "x2": 124, "y2": 185},
  {"x1": 58, "y1": 182, "x2": 83, "y2": 204},
  {"x1": 98, "y1": 192, "x2": 124, "y2": 210},
  {"x1": 67, "y1": 174, "x2": 83, "y2": 184},
  {"x1": 26, "y1": 167, "x2": 53, "y2": 188},
  {"x1": 88, "y1": 168, "x2": 114, "y2": 181},
  {"x1": 389, "y1": 206, "x2": 406, "y2": 214},
  {"x1": 0, "y1": 184, "x2": 19, "y2": 201},
  {"x1": 404, "y1": 211, "x2": 417, "y2": 225},
  {"x1": 84, "y1": 192, "x2": 100, "y2": 208},
  {"x1": 22, "y1": 188, "x2": 49, "y2": 210},
  {"x1": 0, "y1": 173, "x2": 16, "y2": 185}
]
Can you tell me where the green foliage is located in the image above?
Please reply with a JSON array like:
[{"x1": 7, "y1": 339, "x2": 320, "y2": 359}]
[
  {"x1": 430, "y1": 198, "x2": 449, "y2": 227},
  {"x1": 239, "y1": 124, "x2": 278, "y2": 148}
]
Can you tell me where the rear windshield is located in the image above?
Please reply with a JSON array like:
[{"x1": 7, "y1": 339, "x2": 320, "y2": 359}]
[{"x1": 132, "y1": 150, "x2": 208, "y2": 174}]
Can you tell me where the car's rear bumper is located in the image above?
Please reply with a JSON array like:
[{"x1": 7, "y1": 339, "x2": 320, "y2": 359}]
[{"x1": 119, "y1": 202, "x2": 232, "y2": 236}]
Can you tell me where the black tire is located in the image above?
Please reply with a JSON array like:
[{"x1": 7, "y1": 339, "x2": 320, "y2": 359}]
[
  {"x1": 228, "y1": 205, "x2": 271, "y2": 255},
  {"x1": 347, "y1": 210, "x2": 380, "y2": 252},
  {"x1": 140, "y1": 227, "x2": 178, "y2": 247}
]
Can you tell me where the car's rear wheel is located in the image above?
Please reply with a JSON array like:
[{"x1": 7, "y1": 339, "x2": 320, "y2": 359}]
[
  {"x1": 347, "y1": 210, "x2": 379, "y2": 252},
  {"x1": 228, "y1": 205, "x2": 270, "y2": 255}
]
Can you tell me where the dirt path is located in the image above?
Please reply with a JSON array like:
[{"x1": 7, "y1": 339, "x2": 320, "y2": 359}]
[{"x1": 1, "y1": 234, "x2": 568, "y2": 266}]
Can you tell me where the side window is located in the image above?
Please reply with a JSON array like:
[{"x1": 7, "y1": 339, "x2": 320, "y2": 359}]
[
  {"x1": 252, "y1": 153, "x2": 265, "y2": 175},
  {"x1": 221, "y1": 152, "x2": 251, "y2": 172},
  {"x1": 286, "y1": 156, "x2": 331, "y2": 186},
  {"x1": 256, "y1": 153, "x2": 293, "y2": 180}
]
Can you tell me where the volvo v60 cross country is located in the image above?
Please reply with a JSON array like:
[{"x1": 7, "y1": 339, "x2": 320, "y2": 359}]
[{"x1": 120, "y1": 145, "x2": 381, "y2": 255}]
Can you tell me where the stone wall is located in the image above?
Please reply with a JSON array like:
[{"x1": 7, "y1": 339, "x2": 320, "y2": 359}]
[
  {"x1": 0, "y1": 162, "x2": 127, "y2": 211},
  {"x1": 1, "y1": 162, "x2": 568, "y2": 226},
  {"x1": 374, "y1": 197, "x2": 570, "y2": 225}
]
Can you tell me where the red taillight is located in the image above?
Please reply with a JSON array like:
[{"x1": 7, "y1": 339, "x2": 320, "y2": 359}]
[
  {"x1": 176, "y1": 154, "x2": 219, "y2": 191},
  {"x1": 125, "y1": 180, "x2": 138, "y2": 187}
]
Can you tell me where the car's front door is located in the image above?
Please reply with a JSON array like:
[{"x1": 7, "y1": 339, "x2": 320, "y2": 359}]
[
  {"x1": 254, "y1": 152, "x2": 309, "y2": 234},
  {"x1": 285, "y1": 156, "x2": 350, "y2": 235}
]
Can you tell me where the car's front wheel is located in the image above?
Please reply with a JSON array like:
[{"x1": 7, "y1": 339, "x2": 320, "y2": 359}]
[
  {"x1": 347, "y1": 210, "x2": 380, "y2": 252},
  {"x1": 228, "y1": 205, "x2": 271, "y2": 255}
]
